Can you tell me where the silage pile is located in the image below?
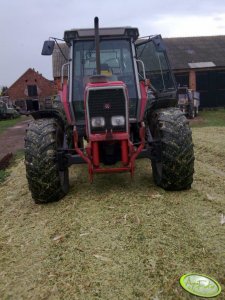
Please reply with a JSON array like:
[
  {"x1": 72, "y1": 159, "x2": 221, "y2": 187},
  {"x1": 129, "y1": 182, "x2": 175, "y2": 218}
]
[{"x1": 0, "y1": 127, "x2": 225, "y2": 299}]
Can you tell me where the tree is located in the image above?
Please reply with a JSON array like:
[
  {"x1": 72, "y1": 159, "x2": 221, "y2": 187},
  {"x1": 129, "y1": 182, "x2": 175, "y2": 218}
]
[{"x1": 0, "y1": 86, "x2": 8, "y2": 96}]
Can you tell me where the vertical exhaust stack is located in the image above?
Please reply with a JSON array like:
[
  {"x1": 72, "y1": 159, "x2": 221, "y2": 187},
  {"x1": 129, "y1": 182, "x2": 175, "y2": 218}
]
[{"x1": 94, "y1": 17, "x2": 101, "y2": 75}]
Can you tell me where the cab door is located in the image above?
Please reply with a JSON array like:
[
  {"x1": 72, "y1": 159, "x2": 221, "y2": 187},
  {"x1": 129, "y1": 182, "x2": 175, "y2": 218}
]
[{"x1": 135, "y1": 35, "x2": 176, "y2": 93}]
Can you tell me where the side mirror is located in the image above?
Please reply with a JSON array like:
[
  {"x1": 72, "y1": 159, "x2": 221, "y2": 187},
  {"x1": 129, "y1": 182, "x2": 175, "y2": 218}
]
[
  {"x1": 41, "y1": 40, "x2": 55, "y2": 55},
  {"x1": 152, "y1": 35, "x2": 166, "y2": 52}
]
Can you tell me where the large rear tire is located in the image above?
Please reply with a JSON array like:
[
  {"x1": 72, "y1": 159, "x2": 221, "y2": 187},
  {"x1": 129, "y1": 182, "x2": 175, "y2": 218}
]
[
  {"x1": 25, "y1": 118, "x2": 69, "y2": 204},
  {"x1": 148, "y1": 107, "x2": 194, "y2": 190}
]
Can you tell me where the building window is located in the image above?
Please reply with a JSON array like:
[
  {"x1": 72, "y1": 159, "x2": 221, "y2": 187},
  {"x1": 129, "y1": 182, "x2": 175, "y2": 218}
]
[{"x1": 27, "y1": 85, "x2": 38, "y2": 97}]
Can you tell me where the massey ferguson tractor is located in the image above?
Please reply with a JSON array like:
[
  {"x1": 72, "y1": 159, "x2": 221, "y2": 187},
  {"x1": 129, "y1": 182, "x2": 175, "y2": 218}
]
[{"x1": 25, "y1": 17, "x2": 194, "y2": 203}]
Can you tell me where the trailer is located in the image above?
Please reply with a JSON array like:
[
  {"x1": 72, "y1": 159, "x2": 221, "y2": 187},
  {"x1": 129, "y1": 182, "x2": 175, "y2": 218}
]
[{"x1": 178, "y1": 87, "x2": 200, "y2": 118}]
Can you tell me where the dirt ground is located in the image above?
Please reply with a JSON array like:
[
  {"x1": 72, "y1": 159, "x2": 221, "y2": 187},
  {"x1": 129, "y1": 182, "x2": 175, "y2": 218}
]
[
  {"x1": 0, "y1": 125, "x2": 225, "y2": 299},
  {"x1": 0, "y1": 118, "x2": 31, "y2": 160}
]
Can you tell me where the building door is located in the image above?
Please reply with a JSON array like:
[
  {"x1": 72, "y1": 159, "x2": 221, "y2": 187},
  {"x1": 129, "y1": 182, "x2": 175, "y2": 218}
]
[
  {"x1": 32, "y1": 100, "x2": 39, "y2": 111},
  {"x1": 216, "y1": 71, "x2": 225, "y2": 107},
  {"x1": 196, "y1": 70, "x2": 225, "y2": 107},
  {"x1": 196, "y1": 71, "x2": 210, "y2": 107}
]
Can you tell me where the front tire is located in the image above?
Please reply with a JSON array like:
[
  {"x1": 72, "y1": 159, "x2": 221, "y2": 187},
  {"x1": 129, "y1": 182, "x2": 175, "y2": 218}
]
[
  {"x1": 148, "y1": 108, "x2": 194, "y2": 190},
  {"x1": 25, "y1": 118, "x2": 69, "y2": 203}
]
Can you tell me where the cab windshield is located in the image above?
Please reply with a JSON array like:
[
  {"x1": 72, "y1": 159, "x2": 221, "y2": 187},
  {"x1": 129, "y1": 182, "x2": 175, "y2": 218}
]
[{"x1": 72, "y1": 39, "x2": 138, "y2": 121}]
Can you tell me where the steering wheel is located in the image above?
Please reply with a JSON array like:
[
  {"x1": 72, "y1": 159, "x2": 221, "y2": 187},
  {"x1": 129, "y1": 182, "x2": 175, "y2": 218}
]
[{"x1": 103, "y1": 57, "x2": 120, "y2": 66}]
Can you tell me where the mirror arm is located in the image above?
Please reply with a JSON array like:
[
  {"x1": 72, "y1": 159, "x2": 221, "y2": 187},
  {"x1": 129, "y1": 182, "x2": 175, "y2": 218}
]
[
  {"x1": 50, "y1": 37, "x2": 68, "y2": 61},
  {"x1": 49, "y1": 36, "x2": 64, "y2": 42}
]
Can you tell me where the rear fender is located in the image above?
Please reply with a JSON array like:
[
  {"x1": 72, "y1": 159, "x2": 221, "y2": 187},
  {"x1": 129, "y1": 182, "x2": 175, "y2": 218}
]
[
  {"x1": 145, "y1": 89, "x2": 177, "y2": 116},
  {"x1": 31, "y1": 110, "x2": 66, "y2": 129},
  {"x1": 148, "y1": 97, "x2": 178, "y2": 110}
]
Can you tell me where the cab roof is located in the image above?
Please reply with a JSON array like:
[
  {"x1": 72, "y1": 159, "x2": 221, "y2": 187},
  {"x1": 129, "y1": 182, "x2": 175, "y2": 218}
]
[{"x1": 64, "y1": 27, "x2": 139, "y2": 43}]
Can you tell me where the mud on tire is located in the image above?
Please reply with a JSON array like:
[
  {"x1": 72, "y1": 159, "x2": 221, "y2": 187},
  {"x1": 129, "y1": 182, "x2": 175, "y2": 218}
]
[
  {"x1": 148, "y1": 107, "x2": 194, "y2": 190},
  {"x1": 25, "y1": 118, "x2": 69, "y2": 203}
]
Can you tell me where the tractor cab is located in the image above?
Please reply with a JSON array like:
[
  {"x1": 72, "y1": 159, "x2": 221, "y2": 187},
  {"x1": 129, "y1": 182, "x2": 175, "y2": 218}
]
[
  {"x1": 61, "y1": 25, "x2": 177, "y2": 125},
  {"x1": 63, "y1": 26, "x2": 139, "y2": 124}
]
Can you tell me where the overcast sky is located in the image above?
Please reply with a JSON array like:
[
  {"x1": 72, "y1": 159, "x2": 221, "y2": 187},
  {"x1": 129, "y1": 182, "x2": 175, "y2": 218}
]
[{"x1": 1, "y1": 0, "x2": 225, "y2": 87}]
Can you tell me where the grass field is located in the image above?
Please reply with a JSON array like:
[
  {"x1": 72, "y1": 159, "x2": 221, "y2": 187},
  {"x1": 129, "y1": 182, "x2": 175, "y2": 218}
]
[
  {"x1": 191, "y1": 108, "x2": 225, "y2": 127},
  {"x1": 0, "y1": 115, "x2": 28, "y2": 183},
  {"x1": 0, "y1": 111, "x2": 225, "y2": 299},
  {"x1": 0, "y1": 116, "x2": 26, "y2": 134},
  {"x1": 0, "y1": 169, "x2": 9, "y2": 183}
]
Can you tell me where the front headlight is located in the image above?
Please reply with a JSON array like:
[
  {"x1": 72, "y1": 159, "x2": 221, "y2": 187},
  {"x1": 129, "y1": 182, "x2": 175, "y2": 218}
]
[
  {"x1": 91, "y1": 117, "x2": 105, "y2": 128},
  {"x1": 111, "y1": 116, "x2": 125, "y2": 126}
]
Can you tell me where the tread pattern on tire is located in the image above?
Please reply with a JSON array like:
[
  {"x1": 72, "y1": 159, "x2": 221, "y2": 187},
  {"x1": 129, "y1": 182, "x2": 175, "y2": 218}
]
[
  {"x1": 149, "y1": 107, "x2": 195, "y2": 190},
  {"x1": 25, "y1": 118, "x2": 68, "y2": 203}
]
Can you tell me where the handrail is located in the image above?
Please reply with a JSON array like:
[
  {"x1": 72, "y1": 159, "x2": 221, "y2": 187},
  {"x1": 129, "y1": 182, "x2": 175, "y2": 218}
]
[
  {"x1": 61, "y1": 62, "x2": 70, "y2": 87},
  {"x1": 136, "y1": 59, "x2": 146, "y2": 80}
]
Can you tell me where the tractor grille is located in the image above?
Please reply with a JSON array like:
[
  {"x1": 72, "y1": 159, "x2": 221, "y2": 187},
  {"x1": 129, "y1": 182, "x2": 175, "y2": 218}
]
[{"x1": 87, "y1": 88, "x2": 127, "y2": 134}]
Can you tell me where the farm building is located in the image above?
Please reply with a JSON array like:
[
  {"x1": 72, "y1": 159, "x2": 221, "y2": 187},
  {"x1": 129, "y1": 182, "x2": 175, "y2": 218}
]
[
  {"x1": 6, "y1": 68, "x2": 56, "y2": 112},
  {"x1": 164, "y1": 35, "x2": 225, "y2": 107},
  {"x1": 52, "y1": 35, "x2": 225, "y2": 108}
]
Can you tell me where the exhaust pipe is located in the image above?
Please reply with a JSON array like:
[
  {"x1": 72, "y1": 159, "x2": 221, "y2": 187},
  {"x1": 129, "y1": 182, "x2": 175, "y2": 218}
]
[{"x1": 94, "y1": 17, "x2": 101, "y2": 75}]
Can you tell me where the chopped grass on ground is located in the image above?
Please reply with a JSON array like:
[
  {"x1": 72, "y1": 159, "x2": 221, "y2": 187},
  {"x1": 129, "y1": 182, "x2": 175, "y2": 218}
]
[
  {"x1": 191, "y1": 108, "x2": 225, "y2": 127},
  {"x1": 0, "y1": 150, "x2": 24, "y2": 184},
  {"x1": 0, "y1": 126, "x2": 225, "y2": 299},
  {"x1": 0, "y1": 112, "x2": 225, "y2": 299},
  {"x1": 14, "y1": 149, "x2": 24, "y2": 160}
]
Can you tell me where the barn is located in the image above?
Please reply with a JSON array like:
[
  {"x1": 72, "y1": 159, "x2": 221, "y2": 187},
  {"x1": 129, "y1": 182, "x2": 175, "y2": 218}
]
[
  {"x1": 164, "y1": 35, "x2": 225, "y2": 107},
  {"x1": 7, "y1": 68, "x2": 56, "y2": 112}
]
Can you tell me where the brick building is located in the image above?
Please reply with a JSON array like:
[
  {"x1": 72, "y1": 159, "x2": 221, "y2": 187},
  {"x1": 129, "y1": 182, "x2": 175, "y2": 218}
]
[{"x1": 7, "y1": 68, "x2": 56, "y2": 111}]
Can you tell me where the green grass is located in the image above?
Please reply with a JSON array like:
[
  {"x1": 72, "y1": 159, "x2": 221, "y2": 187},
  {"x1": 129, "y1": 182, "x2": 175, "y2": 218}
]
[
  {"x1": 0, "y1": 169, "x2": 9, "y2": 183},
  {"x1": 191, "y1": 108, "x2": 225, "y2": 127},
  {"x1": 0, "y1": 116, "x2": 25, "y2": 134}
]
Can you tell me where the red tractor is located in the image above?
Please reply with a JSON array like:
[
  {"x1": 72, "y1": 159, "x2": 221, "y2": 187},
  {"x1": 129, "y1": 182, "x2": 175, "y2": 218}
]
[{"x1": 25, "y1": 18, "x2": 194, "y2": 203}]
